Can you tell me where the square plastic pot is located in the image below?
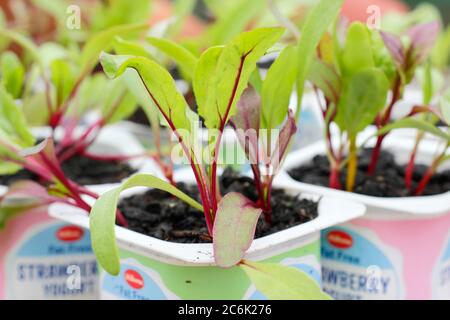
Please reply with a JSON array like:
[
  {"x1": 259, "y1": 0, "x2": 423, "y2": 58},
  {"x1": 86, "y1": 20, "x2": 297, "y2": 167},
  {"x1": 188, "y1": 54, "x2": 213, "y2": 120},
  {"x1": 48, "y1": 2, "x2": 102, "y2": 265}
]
[
  {"x1": 0, "y1": 125, "x2": 156, "y2": 300},
  {"x1": 281, "y1": 135, "x2": 450, "y2": 300},
  {"x1": 49, "y1": 174, "x2": 365, "y2": 300}
]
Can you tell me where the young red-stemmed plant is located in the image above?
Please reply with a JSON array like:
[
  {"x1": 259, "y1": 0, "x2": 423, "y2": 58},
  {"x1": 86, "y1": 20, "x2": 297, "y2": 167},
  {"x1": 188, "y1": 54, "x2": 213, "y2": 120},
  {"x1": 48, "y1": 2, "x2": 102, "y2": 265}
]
[
  {"x1": 0, "y1": 84, "x2": 128, "y2": 227},
  {"x1": 0, "y1": 24, "x2": 150, "y2": 165},
  {"x1": 89, "y1": 28, "x2": 330, "y2": 299},
  {"x1": 308, "y1": 20, "x2": 443, "y2": 192},
  {"x1": 308, "y1": 22, "x2": 390, "y2": 191},
  {"x1": 378, "y1": 90, "x2": 450, "y2": 196},
  {"x1": 367, "y1": 21, "x2": 441, "y2": 175}
]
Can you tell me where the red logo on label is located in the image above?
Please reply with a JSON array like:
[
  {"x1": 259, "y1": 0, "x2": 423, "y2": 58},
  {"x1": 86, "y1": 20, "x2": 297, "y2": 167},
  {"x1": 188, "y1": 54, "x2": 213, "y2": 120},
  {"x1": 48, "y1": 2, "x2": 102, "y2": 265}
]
[
  {"x1": 125, "y1": 270, "x2": 144, "y2": 289},
  {"x1": 56, "y1": 226, "x2": 84, "y2": 242},
  {"x1": 327, "y1": 230, "x2": 353, "y2": 249}
]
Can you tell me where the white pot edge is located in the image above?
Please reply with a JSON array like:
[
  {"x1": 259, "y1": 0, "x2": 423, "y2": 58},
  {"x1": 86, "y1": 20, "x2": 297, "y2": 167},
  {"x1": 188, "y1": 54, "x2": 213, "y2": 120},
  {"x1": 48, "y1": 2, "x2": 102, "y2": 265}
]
[
  {"x1": 49, "y1": 177, "x2": 365, "y2": 267},
  {"x1": 280, "y1": 135, "x2": 450, "y2": 217}
]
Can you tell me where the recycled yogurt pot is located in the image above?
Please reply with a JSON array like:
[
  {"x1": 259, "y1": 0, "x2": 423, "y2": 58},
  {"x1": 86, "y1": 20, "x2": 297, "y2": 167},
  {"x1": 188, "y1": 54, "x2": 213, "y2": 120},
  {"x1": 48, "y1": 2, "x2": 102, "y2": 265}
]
[
  {"x1": 49, "y1": 171, "x2": 365, "y2": 300},
  {"x1": 0, "y1": 125, "x2": 155, "y2": 300},
  {"x1": 281, "y1": 135, "x2": 450, "y2": 300}
]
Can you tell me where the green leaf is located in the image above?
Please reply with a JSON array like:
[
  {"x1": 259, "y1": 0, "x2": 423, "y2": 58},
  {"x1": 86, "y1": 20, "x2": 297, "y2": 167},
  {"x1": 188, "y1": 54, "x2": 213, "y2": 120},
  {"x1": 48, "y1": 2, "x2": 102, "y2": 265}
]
[
  {"x1": 307, "y1": 57, "x2": 340, "y2": 103},
  {"x1": 213, "y1": 193, "x2": 261, "y2": 268},
  {"x1": 440, "y1": 89, "x2": 450, "y2": 125},
  {"x1": 0, "y1": 28, "x2": 44, "y2": 69},
  {"x1": 113, "y1": 37, "x2": 155, "y2": 60},
  {"x1": 147, "y1": 37, "x2": 198, "y2": 79},
  {"x1": 378, "y1": 118, "x2": 450, "y2": 142},
  {"x1": 296, "y1": 0, "x2": 344, "y2": 119},
  {"x1": 80, "y1": 23, "x2": 148, "y2": 76},
  {"x1": 197, "y1": 27, "x2": 284, "y2": 129},
  {"x1": 341, "y1": 22, "x2": 375, "y2": 76},
  {"x1": 336, "y1": 68, "x2": 389, "y2": 137},
  {"x1": 1, "y1": 51, "x2": 25, "y2": 98},
  {"x1": 100, "y1": 53, "x2": 192, "y2": 134},
  {"x1": 0, "y1": 85, "x2": 35, "y2": 148},
  {"x1": 90, "y1": 173, "x2": 203, "y2": 275},
  {"x1": 205, "y1": 0, "x2": 264, "y2": 46},
  {"x1": 240, "y1": 260, "x2": 332, "y2": 300},
  {"x1": 193, "y1": 46, "x2": 223, "y2": 124},
  {"x1": 261, "y1": 45, "x2": 297, "y2": 129},
  {"x1": 101, "y1": 80, "x2": 138, "y2": 124},
  {"x1": 50, "y1": 59, "x2": 76, "y2": 107}
]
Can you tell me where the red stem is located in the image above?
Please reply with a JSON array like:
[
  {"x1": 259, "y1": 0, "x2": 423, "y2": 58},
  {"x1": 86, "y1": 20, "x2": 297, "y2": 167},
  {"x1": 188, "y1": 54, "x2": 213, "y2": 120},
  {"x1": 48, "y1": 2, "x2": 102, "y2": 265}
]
[
  {"x1": 368, "y1": 76, "x2": 402, "y2": 175},
  {"x1": 414, "y1": 148, "x2": 448, "y2": 196},
  {"x1": 329, "y1": 165, "x2": 342, "y2": 189},
  {"x1": 211, "y1": 53, "x2": 249, "y2": 214},
  {"x1": 134, "y1": 71, "x2": 214, "y2": 234}
]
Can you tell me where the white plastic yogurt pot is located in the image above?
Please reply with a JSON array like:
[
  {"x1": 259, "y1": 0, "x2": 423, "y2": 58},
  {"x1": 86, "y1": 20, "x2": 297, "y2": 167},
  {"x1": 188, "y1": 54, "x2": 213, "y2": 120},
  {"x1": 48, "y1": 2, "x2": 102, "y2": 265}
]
[
  {"x1": 281, "y1": 135, "x2": 450, "y2": 300},
  {"x1": 0, "y1": 125, "x2": 156, "y2": 300},
  {"x1": 49, "y1": 171, "x2": 365, "y2": 300}
]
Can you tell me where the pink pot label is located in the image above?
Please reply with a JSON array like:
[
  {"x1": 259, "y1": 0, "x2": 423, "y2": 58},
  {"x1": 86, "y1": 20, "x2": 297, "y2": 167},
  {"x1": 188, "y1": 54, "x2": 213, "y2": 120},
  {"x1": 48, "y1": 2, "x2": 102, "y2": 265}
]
[
  {"x1": 433, "y1": 231, "x2": 450, "y2": 299},
  {"x1": 322, "y1": 211, "x2": 450, "y2": 300}
]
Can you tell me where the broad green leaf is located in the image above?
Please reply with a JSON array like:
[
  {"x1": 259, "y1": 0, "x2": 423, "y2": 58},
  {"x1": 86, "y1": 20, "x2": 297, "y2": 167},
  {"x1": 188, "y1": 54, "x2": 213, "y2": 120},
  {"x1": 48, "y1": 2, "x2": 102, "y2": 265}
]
[
  {"x1": 79, "y1": 23, "x2": 148, "y2": 75},
  {"x1": 213, "y1": 193, "x2": 261, "y2": 268},
  {"x1": 296, "y1": 0, "x2": 344, "y2": 119},
  {"x1": 336, "y1": 69, "x2": 389, "y2": 137},
  {"x1": 261, "y1": 45, "x2": 297, "y2": 129},
  {"x1": 113, "y1": 37, "x2": 155, "y2": 60},
  {"x1": 0, "y1": 85, "x2": 34, "y2": 147},
  {"x1": 90, "y1": 173, "x2": 203, "y2": 275},
  {"x1": 378, "y1": 118, "x2": 450, "y2": 142},
  {"x1": 51, "y1": 59, "x2": 76, "y2": 107},
  {"x1": 240, "y1": 260, "x2": 332, "y2": 300},
  {"x1": 341, "y1": 22, "x2": 375, "y2": 76},
  {"x1": 197, "y1": 27, "x2": 284, "y2": 129},
  {"x1": 100, "y1": 53, "x2": 191, "y2": 134},
  {"x1": 147, "y1": 37, "x2": 198, "y2": 79},
  {"x1": 1, "y1": 51, "x2": 24, "y2": 98}
]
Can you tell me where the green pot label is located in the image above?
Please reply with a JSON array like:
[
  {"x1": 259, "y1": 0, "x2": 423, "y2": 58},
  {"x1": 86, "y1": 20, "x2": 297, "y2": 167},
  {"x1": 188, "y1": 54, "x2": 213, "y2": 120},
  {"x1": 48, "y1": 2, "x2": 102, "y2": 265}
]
[{"x1": 100, "y1": 237, "x2": 321, "y2": 300}]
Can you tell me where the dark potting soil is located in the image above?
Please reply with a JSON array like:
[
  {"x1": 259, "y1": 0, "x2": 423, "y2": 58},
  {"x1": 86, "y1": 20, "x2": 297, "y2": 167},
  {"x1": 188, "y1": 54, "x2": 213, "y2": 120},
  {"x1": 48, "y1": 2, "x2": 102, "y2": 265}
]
[
  {"x1": 119, "y1": 168, "x2": 318, "y2": 243},
  {"x1": 0, "y1": 155, "x2": 135, "y2": 187},
  {"x1": 60, "y1": 154, "x2": 136, "y2": 185},
  {"x1": 288, "y1": 148, "x2": 450, "y2": 197}
]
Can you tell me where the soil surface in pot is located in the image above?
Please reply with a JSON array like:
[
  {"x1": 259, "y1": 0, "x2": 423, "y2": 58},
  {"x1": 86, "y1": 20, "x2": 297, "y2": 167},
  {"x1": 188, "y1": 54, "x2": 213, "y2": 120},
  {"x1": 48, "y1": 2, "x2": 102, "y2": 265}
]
[
  {"x1": 0, "y1": 155, "x2": 135, "y2": 186},
  {"x1": 119, "y1": 168, "x2": 318, "y2": 243},
  {"x1": 288, "y1": 148, "x2": 450, "y2": 197}
]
